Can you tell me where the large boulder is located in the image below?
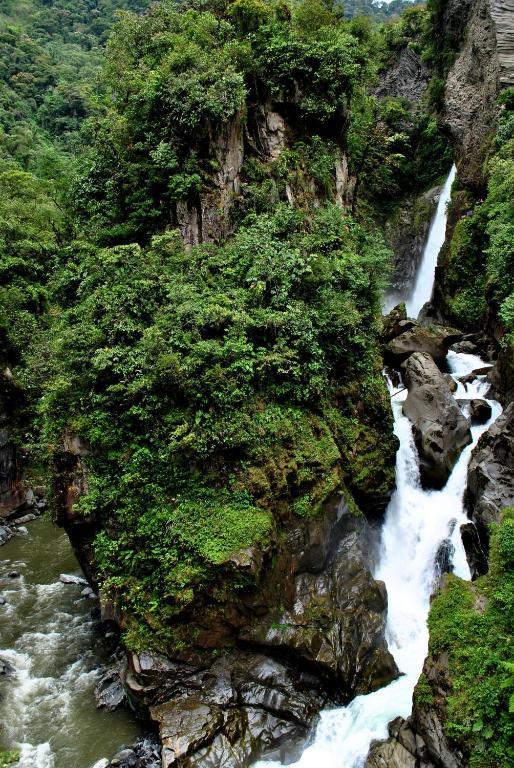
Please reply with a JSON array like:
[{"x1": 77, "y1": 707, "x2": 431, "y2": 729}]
[
  {"x1": 465, "y1": 402, "x2": 514, "y2": 551},
  {"x1": 402, "y1": 353, "x2": 472, "y2": 488},
  {"x1": 385, "y1": 325, "x2": 462, "y2": 368}
]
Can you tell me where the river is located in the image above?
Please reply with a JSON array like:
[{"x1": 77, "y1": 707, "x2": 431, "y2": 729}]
[{"x1": 0, "y1": 518, "x2": 142, "y2": 768}]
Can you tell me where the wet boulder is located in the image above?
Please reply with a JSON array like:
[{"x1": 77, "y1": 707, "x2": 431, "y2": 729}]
[
  {"x1": 386, "y1": 324, "x2": 462, "y2": 368},
  {"x1": 0, "y1": 656, "x2": 15, "y2": 676},
  {"x1": 402, "y1": 353, "x2": 472, "y2": 488},
  {"x1": 95, "y1": 665, "x2": 128, "y2": 711},
  {"x1": 468, "y1": 399, "x2": 492, "y2": 424},
  {"x1": 364, "y1": 716, "x2": 435, "y2": 768}
]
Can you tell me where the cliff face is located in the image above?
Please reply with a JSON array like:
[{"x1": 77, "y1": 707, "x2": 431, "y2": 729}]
[
  {"x1": 440, "y1": 0, "x2": 513, "y2": 189},
  {"x1": 442, "y1": 0, "x2": 501, "y2": 190}
]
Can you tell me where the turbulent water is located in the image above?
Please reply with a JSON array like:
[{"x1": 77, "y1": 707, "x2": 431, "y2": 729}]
[
  {"x1": 0, "y1": 518, "x2": 141, "y2": 768},
  {"x1": 255, "y1": 164, "x2": 501, "y2": 768}
]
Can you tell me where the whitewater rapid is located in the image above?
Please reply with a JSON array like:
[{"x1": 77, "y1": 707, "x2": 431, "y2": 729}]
[{"x1": 0, "y1": 519, "x2": 141, "y2": 768}]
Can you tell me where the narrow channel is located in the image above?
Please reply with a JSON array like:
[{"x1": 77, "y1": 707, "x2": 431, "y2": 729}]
[{"x1": 0, "y1": 518, "x2": 142, "y2": 768}]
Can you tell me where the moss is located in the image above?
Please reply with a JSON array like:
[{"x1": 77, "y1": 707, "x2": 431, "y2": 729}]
[
  {"x1": 0, "y1": 752, "x2": 19, "y2": 768},
  {"x1": 414, "y1": 673, "x2": 434, "y2": 706}
]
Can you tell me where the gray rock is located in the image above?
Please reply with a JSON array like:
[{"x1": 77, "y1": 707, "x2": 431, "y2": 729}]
[
  {"x1": 7, "y1": 570, "x2": 20, "y2": 579},
  {"x1": 468, "y1": 399, "x2": 492, "y2": 424},
  {"x1": 110, "y1": 749, "x2": 137, "y2": 767},
  {"x1": 91, "y1": 760, "x2": 110, "y2": 768},
  {"x1": 59, "y1": 573, "x2": 88, "y2": 586},
  {"x1": 376, "y1": 47, "x2": 430, "y2": 103},
  {"x1": 465, "y1": 402, "x2": 514, "y2": 551},
  {"x1": 0, "y1": 656, "x2": 15, "y2": 676},
  {"x1": 402, "y1": 353, "x2": 472, "y2": 488},
  {"x1": 386, "y1": 325, "x2": 462, "y2": 368},
  {"x1": 95, "y1": 667, "x2": 128, "y2": 712},
  {"x1": 0, "y1": 525, "x2": 12, "y2": 545},
  {"x1": 444, "y1": 374, "x2": 458, "y2": 393},
  {"x1": 0, "y1": 595, "x2": 6, "y2": 605},
  {"x1": 449, "y1": 340, "x2": 479, "y2": 355},
  {"x1": 460, "y1": 522, "x2": 488, "y2": 579}
]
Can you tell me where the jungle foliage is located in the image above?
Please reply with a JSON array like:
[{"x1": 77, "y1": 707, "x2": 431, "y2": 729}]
[{"x1": 423, "y1": 509, "x2": 514, "y2": 768}]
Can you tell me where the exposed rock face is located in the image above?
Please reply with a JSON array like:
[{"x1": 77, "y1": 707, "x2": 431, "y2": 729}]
[
  {"x1": 465, "y1": 402, "x2": 514, "y2": 550},
  {"x1": 242, "y1": 508, "x2": 398, "y2": 696},
  {"x1": 376, "y1": 48, "x2": 430, "y2": 104},
  {"x1": 491, "y1": 0, "x2": 514, "y2": 87},
  {"x1": 173, "y1": 103, "x2": 355, "y2": 248},
  {"x1": 402, "y1": 353, "x2": 472, "y2": 488},
  {"x1": 384, "y1": 187, "x2": 441, "y2": 308},
  {"x1": 442, "y1": 0, "x2": 500, "y2": 190},
  {"x1": 111, "y1": 500, "x2": 398, "y2": 768},
  {"x1": 411, "y1": 654, "x2": 467, "y2": 768}
]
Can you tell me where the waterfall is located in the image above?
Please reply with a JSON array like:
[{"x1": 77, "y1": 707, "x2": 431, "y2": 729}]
[
  {"x1": 406, "y1": 165, "x2": 456, "y2": 319},
  {"x1": 254, "y1": 162, "x2": 502, "y2": 768}
]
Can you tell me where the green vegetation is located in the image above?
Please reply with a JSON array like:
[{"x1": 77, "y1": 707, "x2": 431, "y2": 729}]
[
  {"x1": 43, "y1": 202, "x2": 394, "y2": 649},
  {"x1": 0, "y1": 751, "x2": 19, "y2": 768},
  {"x1": 422, "y1": 509, "x2": 514, "y2": 768},
  {"x1": 0, "y1": 0, "x2": 451, "y2": 653}
]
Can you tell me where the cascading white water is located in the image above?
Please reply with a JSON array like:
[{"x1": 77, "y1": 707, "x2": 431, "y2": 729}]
[
  {"x1": 255, "y1": 354, "x2": 501, "y2": 768},
  {"x1": 406, "y1": 165, "x2": 456, "y2": 319}
]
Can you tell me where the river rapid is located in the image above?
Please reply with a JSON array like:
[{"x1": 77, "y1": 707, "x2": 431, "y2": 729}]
[{"x1": 0, "y1": 518, "x2": 142, "y2": 768}]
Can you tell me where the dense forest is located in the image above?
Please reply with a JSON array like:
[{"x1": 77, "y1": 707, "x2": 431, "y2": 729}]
[
  {"x1": 0, "y1": 0, "x2": 512, "y2": 766},
  {"x1": 1, "y1": 0, "x2": 452, "y2": 648}
]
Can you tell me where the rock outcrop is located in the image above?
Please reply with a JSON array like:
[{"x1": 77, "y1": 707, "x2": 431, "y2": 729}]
[
  {"x1": 442, "y1": 0, "x2": 500, "y2": 190},
  {"x1": 376, "y1": 48, "x2": 430, "y2": 104},
  {"x1": 465, "y1": 402, "x2": 514, "y2": 550},
  {"x1": 55, "y1": 433, "x2": 398, "y2": 768},
  {"x1": 102, "y1": 499, "x2": 398, "y2": 768},
  {"x1": 402, "y1": 353, "x2": 472, "y2": 488},
  {"x1": 172, "y1": 102, "x2": 355, "y2": 248}
]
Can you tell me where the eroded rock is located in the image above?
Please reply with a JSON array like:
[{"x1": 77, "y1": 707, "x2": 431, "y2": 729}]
[
  {"x1": 402, "y1": 353, "x2": 472, "y2": 488},
  {"x1": 465, "y1": 402, "x2": 514, "y2": 549}
]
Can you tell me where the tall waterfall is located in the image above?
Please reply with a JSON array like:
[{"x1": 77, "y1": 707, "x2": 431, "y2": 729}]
[
  {"x1": 255, "y1": 162, "x2": 501, "y2": 768},
  {"x1": 406, "y1": 165, "x2": 456, "y2": 319}
]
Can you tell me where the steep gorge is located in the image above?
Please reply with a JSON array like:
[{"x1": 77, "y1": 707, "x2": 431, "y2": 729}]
[{"x1": 0, "y1": 1, "x2": 513, "y2": 767}]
